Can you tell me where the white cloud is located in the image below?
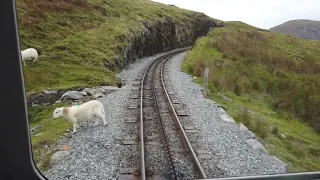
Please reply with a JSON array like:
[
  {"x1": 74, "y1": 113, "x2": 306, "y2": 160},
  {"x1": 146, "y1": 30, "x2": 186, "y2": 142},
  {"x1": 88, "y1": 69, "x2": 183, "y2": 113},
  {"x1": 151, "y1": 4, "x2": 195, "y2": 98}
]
[{"x1": 151, "y1": 0, "x2": 320, "y2": 29}]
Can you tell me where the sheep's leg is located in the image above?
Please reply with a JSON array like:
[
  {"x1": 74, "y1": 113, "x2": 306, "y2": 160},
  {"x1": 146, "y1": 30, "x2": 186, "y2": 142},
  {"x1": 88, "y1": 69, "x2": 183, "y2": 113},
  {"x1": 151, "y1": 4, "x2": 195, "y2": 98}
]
[
  {"x1": 32, "y1": 57, "x2": 38, "y2": 64},
  {"x1": 23, "y1": 60, "x2": 26, "y2": 66},
  {"x1": 97, "y1": 113, "x2": 107, "y2": 126},
  {"x1": 72, "y1": 123, "x2": 77, "y2": 134},
  {"x1": 102, "y1": 116, "x2": 107, "y2": 126},
  {"x1": 69, "y1": 117, "x2": 78, "y2": 134}
]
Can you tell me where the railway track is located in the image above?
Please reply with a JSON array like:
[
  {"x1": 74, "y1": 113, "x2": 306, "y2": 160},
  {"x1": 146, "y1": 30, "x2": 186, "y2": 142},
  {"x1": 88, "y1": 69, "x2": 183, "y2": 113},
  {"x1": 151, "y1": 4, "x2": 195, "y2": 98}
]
[{"x1": 119, "y1": 49, "x2": 207, "y2": 180}]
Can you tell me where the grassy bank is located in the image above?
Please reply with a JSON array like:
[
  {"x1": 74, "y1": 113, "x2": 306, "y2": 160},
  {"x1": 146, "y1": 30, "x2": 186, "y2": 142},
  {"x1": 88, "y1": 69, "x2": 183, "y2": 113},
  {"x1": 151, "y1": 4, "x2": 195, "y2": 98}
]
[
  {"x1": 182, "y1": 21, "x2": 320, "y2": 172},
  {"x1": 28, "y1": 104, "x2": 72, "y2": 172},
  {"x1": 16, "y1": 0, "x2": 219, "y2": 94}
]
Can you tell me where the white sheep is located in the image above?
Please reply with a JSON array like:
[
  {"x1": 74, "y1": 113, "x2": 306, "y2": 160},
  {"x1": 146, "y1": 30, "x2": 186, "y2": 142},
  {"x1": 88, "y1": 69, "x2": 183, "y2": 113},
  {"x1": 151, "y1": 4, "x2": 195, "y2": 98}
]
[
  {"x1": 21, "y1": 48, "x2": 38, "y2": 66},
  {"x1": 53, "y1": 100, "x2": 107, "y2": 134}
]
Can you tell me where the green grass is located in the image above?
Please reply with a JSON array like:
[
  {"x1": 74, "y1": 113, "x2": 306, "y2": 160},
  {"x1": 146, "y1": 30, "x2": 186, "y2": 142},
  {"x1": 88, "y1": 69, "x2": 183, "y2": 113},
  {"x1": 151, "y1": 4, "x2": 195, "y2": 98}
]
[
  {"x1": 182, "y1": 21, "x2": 320, "y2": 172},
  {"x1": 209, "y1": 91, "x2": 320, "y2": 172},
  {"x1": 28, "y1": 103, "x2": 72, "y2": 172},
  {"x1": 17, "y1": 0, "x2": 218, "y2": 94}
]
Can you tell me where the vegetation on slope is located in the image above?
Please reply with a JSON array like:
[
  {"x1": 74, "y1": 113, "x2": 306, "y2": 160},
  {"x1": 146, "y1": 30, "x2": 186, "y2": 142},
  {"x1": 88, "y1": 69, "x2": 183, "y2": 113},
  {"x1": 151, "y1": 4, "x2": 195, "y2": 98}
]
[
  {"x1": 28, "y1": 103, "x2": 72, "y2": 171},
  {"x1": 16, "y1": 0, "x2": 219, "y2": 95},
  {"x1": 182, "y1": 21, "x2": 320, "y2": 172},
  {"x1": 270, "y1": 19, "x2": 320, "y2": 41}
]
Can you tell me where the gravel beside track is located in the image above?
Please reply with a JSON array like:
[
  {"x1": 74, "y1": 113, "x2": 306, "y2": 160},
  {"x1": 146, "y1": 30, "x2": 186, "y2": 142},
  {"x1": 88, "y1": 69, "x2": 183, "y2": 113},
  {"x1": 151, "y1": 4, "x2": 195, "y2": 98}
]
[{"x1": 164, "y1": 52, "x2": 287, "y2": 178}]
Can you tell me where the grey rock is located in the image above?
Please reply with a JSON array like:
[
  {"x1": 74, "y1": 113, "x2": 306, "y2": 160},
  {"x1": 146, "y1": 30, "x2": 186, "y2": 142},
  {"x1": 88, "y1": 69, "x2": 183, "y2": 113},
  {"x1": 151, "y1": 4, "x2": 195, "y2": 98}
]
[
  {"x1": 61, "y1": 91, "x2": 84, "y2": 100},
  {"x1": 34, "y1": 133, "x2": 43, "y2": 137},
  {"x1": 81, "y1": 91, "x2": 87, "y2": 96},
  {"x1": 43, "y1": 90, "x2": 58, "y2": 95},
  {"x1": 27, "y1": 89, "x2": 63, "y2": 106},
  {"x1": 50, "y1": 151, "x2": 70, "y2": 166},
  {"x1": 220, "y1": 94, "x2": 232, "y2": 102},
  {"x1": 83, "y1": 88, "x2": 95, "y2": 96},
  {"x1": 30, "y1": 128, "x2": 36, "y2": 134},
  {"x1": 55, "y1": 145, "x2": 64, "y2": 151},
  {"x1": 30, "y1": 125, "x2": 42, "y2": 134},
  {"x1": 99, "y1": 86, "x2": 120, "y2": 94},
  {"x1": 246, "y1": 139, "x2": 269, "y2": 155},
  {"x1": 92, "y1": 89, "x2": 104, "y2": 99},
  {"x1": 65, "y1": 134, "x2": 72, "y2": 138}
]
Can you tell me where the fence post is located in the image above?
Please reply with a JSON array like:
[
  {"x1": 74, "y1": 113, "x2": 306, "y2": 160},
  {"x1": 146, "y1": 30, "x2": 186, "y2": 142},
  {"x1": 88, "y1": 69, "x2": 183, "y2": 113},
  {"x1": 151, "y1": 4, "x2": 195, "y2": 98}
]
[{"x1": 204, "y1": 67, "x2": 209, "y2": 98}]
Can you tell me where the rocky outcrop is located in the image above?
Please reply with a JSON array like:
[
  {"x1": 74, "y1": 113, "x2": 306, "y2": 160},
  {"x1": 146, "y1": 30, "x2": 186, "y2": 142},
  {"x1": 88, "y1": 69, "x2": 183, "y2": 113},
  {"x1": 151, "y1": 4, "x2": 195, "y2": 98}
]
[
  {"x1": 120, "y1": 15, "x2": 217, "y2": 69},
  {"x1": 26, "y1": 87, "x2": 84, "y2": 106},
  {"x1": 27, "y1": 86, "x2": 120, "y2": 106},
  {"x1": 50, "y1": 151, "x2": 70, "y2": 166},
  {"x1": 61, "y1": 91, "x2": 84, "y2": 101},
  {"x1": 27, "y1": 15, "x2": 217, "y2": 105}
]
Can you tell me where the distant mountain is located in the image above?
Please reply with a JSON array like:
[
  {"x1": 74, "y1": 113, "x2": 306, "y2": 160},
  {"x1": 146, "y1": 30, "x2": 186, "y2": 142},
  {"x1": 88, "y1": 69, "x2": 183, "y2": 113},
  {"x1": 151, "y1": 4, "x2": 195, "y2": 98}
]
[{"x1": 269, "y1": 19, "x2": 320, "y2": 41}]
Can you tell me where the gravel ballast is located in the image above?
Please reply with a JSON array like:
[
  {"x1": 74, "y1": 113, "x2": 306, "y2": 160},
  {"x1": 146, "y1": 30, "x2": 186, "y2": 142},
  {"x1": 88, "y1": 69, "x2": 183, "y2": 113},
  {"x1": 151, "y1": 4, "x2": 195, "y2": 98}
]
[
  {"x1": 43, "y1": 52, "x2": 170, "y2": 180},
  {"x1": 164, "y1": 52, "x2": 288, "y2": 178}
]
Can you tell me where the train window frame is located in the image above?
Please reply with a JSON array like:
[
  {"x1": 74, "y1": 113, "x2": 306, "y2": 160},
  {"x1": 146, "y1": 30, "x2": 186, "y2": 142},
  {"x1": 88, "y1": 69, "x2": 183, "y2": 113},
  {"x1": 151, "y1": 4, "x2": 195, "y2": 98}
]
[{"x1": 0, "y1": 0, "x2": 319, "y2": 179}]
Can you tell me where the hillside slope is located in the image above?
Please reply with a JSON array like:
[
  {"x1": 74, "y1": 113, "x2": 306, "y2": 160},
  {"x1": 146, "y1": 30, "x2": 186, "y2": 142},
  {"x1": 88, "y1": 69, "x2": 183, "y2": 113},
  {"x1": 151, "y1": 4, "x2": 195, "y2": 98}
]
[
  {"x1": 182, "y1": 21, "x2": 320, "y2": 172},
  {"x1": 270, "y1": 19, "x2": 320, "y2": 41},
  {"x1": 16, "y1": 0, "x2": 220, "y2": 95}
]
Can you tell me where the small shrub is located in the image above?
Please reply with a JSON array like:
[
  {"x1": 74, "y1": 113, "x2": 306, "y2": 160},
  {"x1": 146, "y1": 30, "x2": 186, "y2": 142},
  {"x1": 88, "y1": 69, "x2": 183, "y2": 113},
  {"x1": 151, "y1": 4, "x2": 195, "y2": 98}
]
[
  {"x1": 194, "y1": 59, "x2": 205, "y2": 77},
  {"x1": 252, "y1": 81, "x2": 260, "y2": 91},
  {"x1": 255, "y1": 118, "x2": 269, "y2": 139},
  {"x1": 233, "y1": 84, "x2": 241, "y2": 96},
  {"x1": 222, "y1": 53, "x2": 228, "y2": 59},
  {"x1": 239, "y1": 78, "x2": 252, "y2": 92},
  {"x1": 239, "y1": 106, "x2": 252, "y2": 128},
  {"x1": 291, "y1": 143, "x2": 308, "y2": 158},
  {"x1": 271, "y1": 126, "x2": 279, "y2": 136}
]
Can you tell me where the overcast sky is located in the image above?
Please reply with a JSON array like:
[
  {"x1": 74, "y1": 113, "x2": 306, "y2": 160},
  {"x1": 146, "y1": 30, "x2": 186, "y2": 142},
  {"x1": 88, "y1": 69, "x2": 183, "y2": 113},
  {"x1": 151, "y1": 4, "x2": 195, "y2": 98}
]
[{"x1": 151, "y1": 0, "x2": 320, "y2": 29}]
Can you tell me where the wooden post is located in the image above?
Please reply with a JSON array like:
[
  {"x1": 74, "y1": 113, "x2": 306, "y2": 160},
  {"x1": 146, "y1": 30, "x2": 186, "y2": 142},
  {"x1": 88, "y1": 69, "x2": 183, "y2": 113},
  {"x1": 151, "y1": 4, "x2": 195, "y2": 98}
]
[{"x1": 204, "y1": 68, "x2": 209, "y2": 98}]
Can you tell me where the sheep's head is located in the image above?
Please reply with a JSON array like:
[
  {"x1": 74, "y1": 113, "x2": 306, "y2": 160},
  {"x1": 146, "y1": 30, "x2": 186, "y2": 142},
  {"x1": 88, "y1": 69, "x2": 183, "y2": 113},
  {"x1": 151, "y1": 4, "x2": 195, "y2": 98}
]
[{"x1": 53, "y1": 108, "x2": 63, "y2": 119}]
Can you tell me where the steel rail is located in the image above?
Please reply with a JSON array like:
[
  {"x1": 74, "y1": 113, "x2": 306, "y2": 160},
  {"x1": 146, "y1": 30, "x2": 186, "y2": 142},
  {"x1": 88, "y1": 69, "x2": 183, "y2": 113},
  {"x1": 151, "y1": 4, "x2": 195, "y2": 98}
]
[
  {"x1": 160, "y1": 51, "x2": 207, "y2": 179},
  {"x1": 138, "y1": 48, "x2": 189, "y2": 179},
  {"x1": 151, "y1": 55, "x2": 179, "y2": 179}
]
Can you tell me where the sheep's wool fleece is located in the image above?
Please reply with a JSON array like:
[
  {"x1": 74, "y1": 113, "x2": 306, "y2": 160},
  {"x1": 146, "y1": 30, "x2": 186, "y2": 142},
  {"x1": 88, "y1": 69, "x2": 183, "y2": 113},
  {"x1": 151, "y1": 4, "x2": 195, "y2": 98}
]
[{"x1": 66, "y1": 100, "x2": 103, "y2": 122}]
